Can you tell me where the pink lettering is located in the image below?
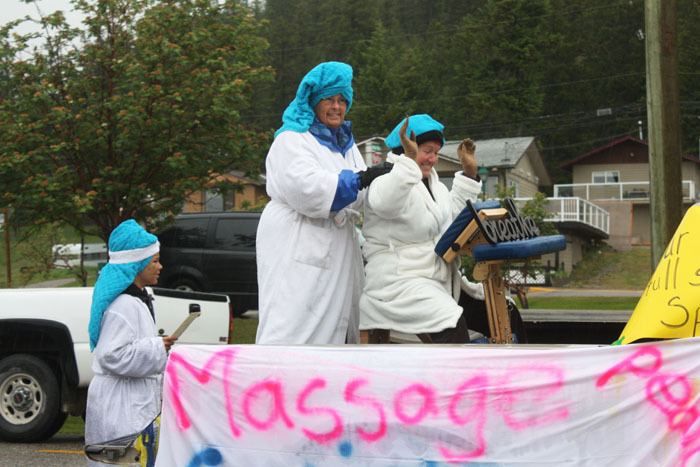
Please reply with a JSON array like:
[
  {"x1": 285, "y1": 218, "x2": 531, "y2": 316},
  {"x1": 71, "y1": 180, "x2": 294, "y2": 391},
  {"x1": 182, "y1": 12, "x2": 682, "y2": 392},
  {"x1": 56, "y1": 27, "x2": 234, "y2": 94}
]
[
  {"x1": 598, "y1": 345, "x2": 700, "y2": 466},
  {"x1": 393, "y1": 383, "x2": 438, "y2": 425},
  {"x1": 242, "y1": 379, "x2": 295, "y2": 431},
  {"x1": 165, "y1": 348, "x2": 241, "y2": 436},
  {"x1": 296, "y1": 378, "x2": 344, "y2": 444},
  {"x1": 165, "y1": 348, "x2": 577, "y2": 464},
  {"x1": 596, "y1": 346, "x2": 662, "y2": 388},
  {"x1": 497, "y1": 365, "x2": 569, "y2": 430},
  {"x1": 646, "y1": 373, "x2": 693, "y2": 423},
  {"x1": 439, "y1": 374, "x2": 488, "y2": 462},
  {"x1": 344, "y1": 378, "x2": 387, "y2": 442}
]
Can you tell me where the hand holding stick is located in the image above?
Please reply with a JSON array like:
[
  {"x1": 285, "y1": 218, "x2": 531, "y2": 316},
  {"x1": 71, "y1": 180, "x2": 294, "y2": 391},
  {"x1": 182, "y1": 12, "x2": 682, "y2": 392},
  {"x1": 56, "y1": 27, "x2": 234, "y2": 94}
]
[{"x1": 162, "y1": 335, "x2": 178, "y2": 352}]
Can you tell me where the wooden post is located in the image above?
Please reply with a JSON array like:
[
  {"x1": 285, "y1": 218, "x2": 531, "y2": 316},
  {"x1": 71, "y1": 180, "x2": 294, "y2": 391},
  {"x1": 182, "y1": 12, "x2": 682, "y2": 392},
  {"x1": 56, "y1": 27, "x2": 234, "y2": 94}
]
[
  {"x1": 645, "y1": 0, "x2": 683, "y2": 267},
  {"x1": 3, "y1": 208, "x2": 10, "y2": 288},
  {"x1": 473, "y1": 262, "x2": 512, "y2": 344}
]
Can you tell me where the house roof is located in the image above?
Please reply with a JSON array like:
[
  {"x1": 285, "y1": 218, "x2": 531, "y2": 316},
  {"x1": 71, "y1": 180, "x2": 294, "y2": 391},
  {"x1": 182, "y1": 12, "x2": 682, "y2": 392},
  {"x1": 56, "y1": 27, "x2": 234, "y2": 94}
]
[
  {"x1": 560, "y1": 135, "x2": 700, "y2": 169},
  {"x1": 223, "y1": 170, "x2": 265, "y2": 185},
  {"x1": 439, "y1": 136, "x2": 551, "y2": 186},
  {"x1": 440, "y1": 136, "x2": 536, "y2": 168},
  {"x1": 356, "y1": 136, "x2": 386, "y2": 148},
  {"x1": 560, "y1": 135, "x2": 646, "y2": 169}
]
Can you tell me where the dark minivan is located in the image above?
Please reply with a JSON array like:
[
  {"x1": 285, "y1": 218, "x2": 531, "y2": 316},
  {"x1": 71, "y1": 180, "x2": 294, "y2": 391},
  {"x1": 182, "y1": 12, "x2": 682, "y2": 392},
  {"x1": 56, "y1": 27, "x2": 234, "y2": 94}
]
[{"x1": 157, "y1": 212, "x2": 260, "y2": 316}]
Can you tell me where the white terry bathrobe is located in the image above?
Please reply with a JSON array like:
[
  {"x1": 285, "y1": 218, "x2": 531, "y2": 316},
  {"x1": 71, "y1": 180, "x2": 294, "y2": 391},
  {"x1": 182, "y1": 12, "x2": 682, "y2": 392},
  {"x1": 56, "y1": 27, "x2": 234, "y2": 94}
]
[
  {"x1": 85, "y1": 294, "x2": 167, "y2": 465},
  {"x1": 255, "y1": 130, "x2": 366, "y2": 344},
  {"x1": 360, "y1": 154, "x2": 482, "y2": 334}
]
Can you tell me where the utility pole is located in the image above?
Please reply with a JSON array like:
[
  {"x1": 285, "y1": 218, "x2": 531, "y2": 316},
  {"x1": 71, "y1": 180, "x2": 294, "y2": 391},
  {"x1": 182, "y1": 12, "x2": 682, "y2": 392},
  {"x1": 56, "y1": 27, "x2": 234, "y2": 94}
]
[
  {"x1": 3, "y1": 208, "x2": 10, "y2": 288},
  {"x1": 645, "y1": 0, "x2": 683, "y2": 268}
]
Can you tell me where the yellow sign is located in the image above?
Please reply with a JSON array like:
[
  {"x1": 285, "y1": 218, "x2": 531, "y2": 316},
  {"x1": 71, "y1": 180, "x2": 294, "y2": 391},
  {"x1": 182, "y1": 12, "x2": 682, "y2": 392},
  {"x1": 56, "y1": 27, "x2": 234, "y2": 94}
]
[{"x1": 618, "y1": 204, "x2": 700, "y2": 344}]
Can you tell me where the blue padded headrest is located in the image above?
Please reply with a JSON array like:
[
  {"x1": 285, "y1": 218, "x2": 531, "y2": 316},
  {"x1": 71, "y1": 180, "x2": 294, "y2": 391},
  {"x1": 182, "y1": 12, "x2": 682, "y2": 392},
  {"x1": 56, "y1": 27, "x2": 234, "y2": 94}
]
[
  {"x1": 435, "y1": 200, "x2": 502, "y2": 257},
  {"x1": 472, "y1": 235, "x2": 566, "y2": 262}
]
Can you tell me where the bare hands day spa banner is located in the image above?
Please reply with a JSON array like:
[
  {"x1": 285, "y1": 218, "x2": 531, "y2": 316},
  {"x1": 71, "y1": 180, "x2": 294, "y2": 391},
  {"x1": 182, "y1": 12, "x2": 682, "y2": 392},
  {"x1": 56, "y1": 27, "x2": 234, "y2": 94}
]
[{"x1": 155, "y1": 340, "x2": 700, "y2": 466}]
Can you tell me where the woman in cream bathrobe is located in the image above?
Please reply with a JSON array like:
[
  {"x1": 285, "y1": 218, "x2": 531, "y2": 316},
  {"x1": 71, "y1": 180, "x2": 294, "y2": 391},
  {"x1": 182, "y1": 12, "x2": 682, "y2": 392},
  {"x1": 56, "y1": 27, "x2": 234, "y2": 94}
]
[{"x1": 360, "y1": 114, "x2": 483, "y2": 342}]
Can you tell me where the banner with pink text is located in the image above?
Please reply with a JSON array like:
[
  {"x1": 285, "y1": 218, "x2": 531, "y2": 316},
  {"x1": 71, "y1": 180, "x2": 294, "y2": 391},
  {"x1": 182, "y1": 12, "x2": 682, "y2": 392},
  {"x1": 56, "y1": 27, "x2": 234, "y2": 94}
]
[{"x1": 156, "y1": 340, "x2": 700, "y2": 467}]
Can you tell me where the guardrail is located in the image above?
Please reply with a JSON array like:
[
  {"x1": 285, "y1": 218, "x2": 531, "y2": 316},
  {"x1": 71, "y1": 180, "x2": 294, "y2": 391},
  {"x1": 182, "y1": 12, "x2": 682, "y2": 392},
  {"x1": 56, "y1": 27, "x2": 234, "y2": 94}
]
[
  {"x1": 553, "y1": 180, "x2": 696, "y2": 201},
  {"x1": 513, "y1": 197, "x2": 609, "y2": 235}
]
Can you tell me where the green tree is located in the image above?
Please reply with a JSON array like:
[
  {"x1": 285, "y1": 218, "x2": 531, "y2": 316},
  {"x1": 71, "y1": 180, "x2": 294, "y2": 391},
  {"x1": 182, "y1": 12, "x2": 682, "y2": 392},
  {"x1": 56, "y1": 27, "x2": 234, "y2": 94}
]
[
  {"x1": 442, "y1": 0, "x2": 553, "y2": 140},
  {"x1": 257, "y1": 0, "x2": 381, "y2": 132},
  {"x1": 350, "y1": 22, "x2": 417, "y2": 140},
  {"x1": 678, "y1": 0, "x2": 700, "y2": 156},
  {"x1": 0, "y1": 0, "x2": 272, "y2": 241},
  {"x1": 537, "y1": 0, "x2": 646, "y2": 181}
]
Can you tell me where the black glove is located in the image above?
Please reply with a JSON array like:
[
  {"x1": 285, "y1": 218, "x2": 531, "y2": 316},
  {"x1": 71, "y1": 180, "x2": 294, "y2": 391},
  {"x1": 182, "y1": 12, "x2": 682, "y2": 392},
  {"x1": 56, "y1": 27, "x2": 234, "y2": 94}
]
[{"x1": 358, "y1": 162, "x2": 393, "y2": 189}]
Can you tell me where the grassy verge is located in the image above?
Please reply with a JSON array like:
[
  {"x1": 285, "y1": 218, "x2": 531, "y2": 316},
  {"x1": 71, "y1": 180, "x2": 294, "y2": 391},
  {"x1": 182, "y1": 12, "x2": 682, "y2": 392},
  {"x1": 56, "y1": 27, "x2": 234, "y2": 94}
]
[
  {"x1": 561, "y1": 245, "x2": 651, "y2": 289},
  {"x1": 59, "y1": 415, "x2": 85, "y2": 436},
  {"x1": 229, "y1": 316, "x2": 258, "y2": 344},
  {"x1": 527, "y1": 296, "x2": 639, "y2": 310}
]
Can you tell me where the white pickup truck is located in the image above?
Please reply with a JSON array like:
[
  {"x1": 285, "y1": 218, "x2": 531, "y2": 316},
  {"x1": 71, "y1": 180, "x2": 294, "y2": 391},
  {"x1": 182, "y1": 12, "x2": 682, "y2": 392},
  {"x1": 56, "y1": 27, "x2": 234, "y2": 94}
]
[{"x1": 0, "y1": 286, "x2": 232, "y2": 442}]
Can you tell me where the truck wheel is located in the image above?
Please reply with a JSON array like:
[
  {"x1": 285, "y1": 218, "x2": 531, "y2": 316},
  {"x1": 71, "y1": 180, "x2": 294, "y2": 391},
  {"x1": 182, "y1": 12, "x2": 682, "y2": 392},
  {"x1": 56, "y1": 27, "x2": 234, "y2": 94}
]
[
  {"x1": 170, "y1": 278, "x2": 201, "y2": 293},
  {"x1": 0, "y1": 354, "x2": 67, "y2": 442}
]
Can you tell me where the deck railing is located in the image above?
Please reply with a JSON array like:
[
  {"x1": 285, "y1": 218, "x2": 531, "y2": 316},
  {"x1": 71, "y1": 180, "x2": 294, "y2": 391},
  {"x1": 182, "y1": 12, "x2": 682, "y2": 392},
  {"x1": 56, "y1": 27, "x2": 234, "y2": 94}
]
[
  {"x1": 512, "y1": 197, "x2": 610, "y2": 235},
  {"x1": 553, "y1": 180, "x2": 696, "y2": 201}
]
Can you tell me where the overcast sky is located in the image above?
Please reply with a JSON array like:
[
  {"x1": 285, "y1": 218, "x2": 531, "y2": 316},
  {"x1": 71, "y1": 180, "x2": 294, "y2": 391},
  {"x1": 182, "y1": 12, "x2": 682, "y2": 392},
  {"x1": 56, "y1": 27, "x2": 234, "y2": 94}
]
[{"x1": 1, "y1": 1, "x2": 84, "y2": 35}]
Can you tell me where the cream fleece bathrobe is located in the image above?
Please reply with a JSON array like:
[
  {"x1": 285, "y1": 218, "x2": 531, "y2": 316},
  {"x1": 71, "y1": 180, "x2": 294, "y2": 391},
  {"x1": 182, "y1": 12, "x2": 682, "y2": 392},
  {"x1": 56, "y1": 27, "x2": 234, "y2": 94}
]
[
  {"x1": 256, "y1": 130, "x2": 367, "y2": 344},
  {"x1": 360, "y1": 153, "x2": 482, "y2": 334}
]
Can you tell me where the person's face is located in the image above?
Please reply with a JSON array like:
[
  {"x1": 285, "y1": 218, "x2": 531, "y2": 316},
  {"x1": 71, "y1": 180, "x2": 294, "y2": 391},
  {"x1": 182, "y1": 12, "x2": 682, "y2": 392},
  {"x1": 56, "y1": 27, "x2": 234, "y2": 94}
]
[
  {"x1": 314, "y1": 94, "x2": 347, "y2": 128},
  {"x1": 135, "y1": 253, "x2": 162, "y2": 288},
  {"x1": 415, "y1": 140, "x2": 441, "y2": 179}
]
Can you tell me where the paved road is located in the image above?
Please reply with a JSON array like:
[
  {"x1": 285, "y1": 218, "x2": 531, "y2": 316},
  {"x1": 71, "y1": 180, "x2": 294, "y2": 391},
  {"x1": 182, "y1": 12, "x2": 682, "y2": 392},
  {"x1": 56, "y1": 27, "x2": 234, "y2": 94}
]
[
  {"x1": 527, "y1": 287, "x2": 642, "y2": 297},
  {"x1": 0, "y1": 434, "x2": 85, "y2": 466}
]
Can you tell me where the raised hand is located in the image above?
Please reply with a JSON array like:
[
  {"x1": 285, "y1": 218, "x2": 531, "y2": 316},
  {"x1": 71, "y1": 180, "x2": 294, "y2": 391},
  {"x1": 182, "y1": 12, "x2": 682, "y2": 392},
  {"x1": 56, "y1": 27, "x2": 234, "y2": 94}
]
[
  {"x1": 458, "y1": 138, "x2": 478, "y2": 178},
  {"x1": 399, "y1": 116, "x2": 418, "y2": 159}
]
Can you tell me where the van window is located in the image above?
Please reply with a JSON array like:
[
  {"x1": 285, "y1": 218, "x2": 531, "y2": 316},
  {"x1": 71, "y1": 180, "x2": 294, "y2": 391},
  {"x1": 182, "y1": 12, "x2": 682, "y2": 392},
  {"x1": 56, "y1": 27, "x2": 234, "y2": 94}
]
[
  {"x1": 213, "y1": 218, "x2": 257, "y2": 251},
  {"x1": 172, "y1": 218, "x2": 209, "y2": 248}
]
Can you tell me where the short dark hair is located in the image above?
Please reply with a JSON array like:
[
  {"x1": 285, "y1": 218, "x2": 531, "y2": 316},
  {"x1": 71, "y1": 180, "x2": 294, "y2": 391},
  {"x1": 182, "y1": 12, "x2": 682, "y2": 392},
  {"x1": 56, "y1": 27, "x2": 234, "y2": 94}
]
[{"x1": 391, "y1": 130, "x2": 444, "y2": 154}]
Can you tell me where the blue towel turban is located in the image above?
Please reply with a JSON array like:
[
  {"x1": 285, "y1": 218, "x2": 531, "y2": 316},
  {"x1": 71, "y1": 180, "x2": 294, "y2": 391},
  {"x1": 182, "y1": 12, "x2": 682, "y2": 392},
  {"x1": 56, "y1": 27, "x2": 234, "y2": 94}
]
[
  {"x1": 275, "y1": 61, "x2": 354, "y2": 137},
  {"x1": 88, "y1": 219, "x2": 159, "y2": 351},
  {"x1": 384, "y1": 114, "x2": 445, "y2": 152}
]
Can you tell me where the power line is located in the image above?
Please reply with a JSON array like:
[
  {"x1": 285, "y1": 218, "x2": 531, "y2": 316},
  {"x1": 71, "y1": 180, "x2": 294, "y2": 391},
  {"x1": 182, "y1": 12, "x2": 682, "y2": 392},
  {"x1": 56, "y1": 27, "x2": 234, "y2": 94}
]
[{"x1": 540, "y1": 131, "x2": 638, "y2": 152}]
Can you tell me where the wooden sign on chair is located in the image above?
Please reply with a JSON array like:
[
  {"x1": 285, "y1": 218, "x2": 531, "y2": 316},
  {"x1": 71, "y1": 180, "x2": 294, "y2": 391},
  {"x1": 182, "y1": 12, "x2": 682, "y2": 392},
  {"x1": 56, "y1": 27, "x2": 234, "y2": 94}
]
[{"x1": 435, "y1": 199, "x2": 566, "y2": 344}]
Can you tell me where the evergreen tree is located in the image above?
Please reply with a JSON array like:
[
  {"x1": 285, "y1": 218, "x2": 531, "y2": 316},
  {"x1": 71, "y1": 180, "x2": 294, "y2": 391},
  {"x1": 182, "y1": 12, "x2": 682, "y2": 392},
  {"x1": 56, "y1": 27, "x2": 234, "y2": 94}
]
[
  {"x1": 350, "y1": 22, "x2": 410, "y2": 140},
  {"x1": 439, "y1": 0, "x2": 553, "y2": 141}
]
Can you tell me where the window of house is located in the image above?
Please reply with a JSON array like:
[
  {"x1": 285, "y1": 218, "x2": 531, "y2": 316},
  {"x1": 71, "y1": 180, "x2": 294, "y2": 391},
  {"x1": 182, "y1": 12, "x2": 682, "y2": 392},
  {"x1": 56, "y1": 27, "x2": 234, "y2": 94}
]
[
  {"x1": 205, "y1": 190, "x2": 224, "y2": 212},
  {"x1": 591, "y1": 170, "x2": 620, "y2": 184},
  {"x1": 508, "y1": 180, "x2": 520, "y2": 197},
  {"x1": 223, "y1": 190, "x2": 236, "y2": 211}
]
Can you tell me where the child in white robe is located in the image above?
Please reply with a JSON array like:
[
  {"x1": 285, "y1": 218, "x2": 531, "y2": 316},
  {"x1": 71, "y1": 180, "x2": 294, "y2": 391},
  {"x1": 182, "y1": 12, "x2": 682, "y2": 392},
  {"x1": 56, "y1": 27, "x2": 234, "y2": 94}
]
[{"x1": 85, "y1": 219, "x2": 176, "y2": 466}]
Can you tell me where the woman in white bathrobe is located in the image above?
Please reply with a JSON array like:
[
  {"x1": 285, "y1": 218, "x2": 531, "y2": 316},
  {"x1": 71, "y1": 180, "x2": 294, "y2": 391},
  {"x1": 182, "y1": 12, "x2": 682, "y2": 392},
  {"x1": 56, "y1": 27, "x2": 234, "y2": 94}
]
[
  {"x1": 360, "y1": 115, "x2": 483, "y2": 342},
  {"x1": 256, "y1": 62, "x2": 391, "y2": 344},
  {"x1": 85, "y1": 219, "x2": 176, "y2": 466}
]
